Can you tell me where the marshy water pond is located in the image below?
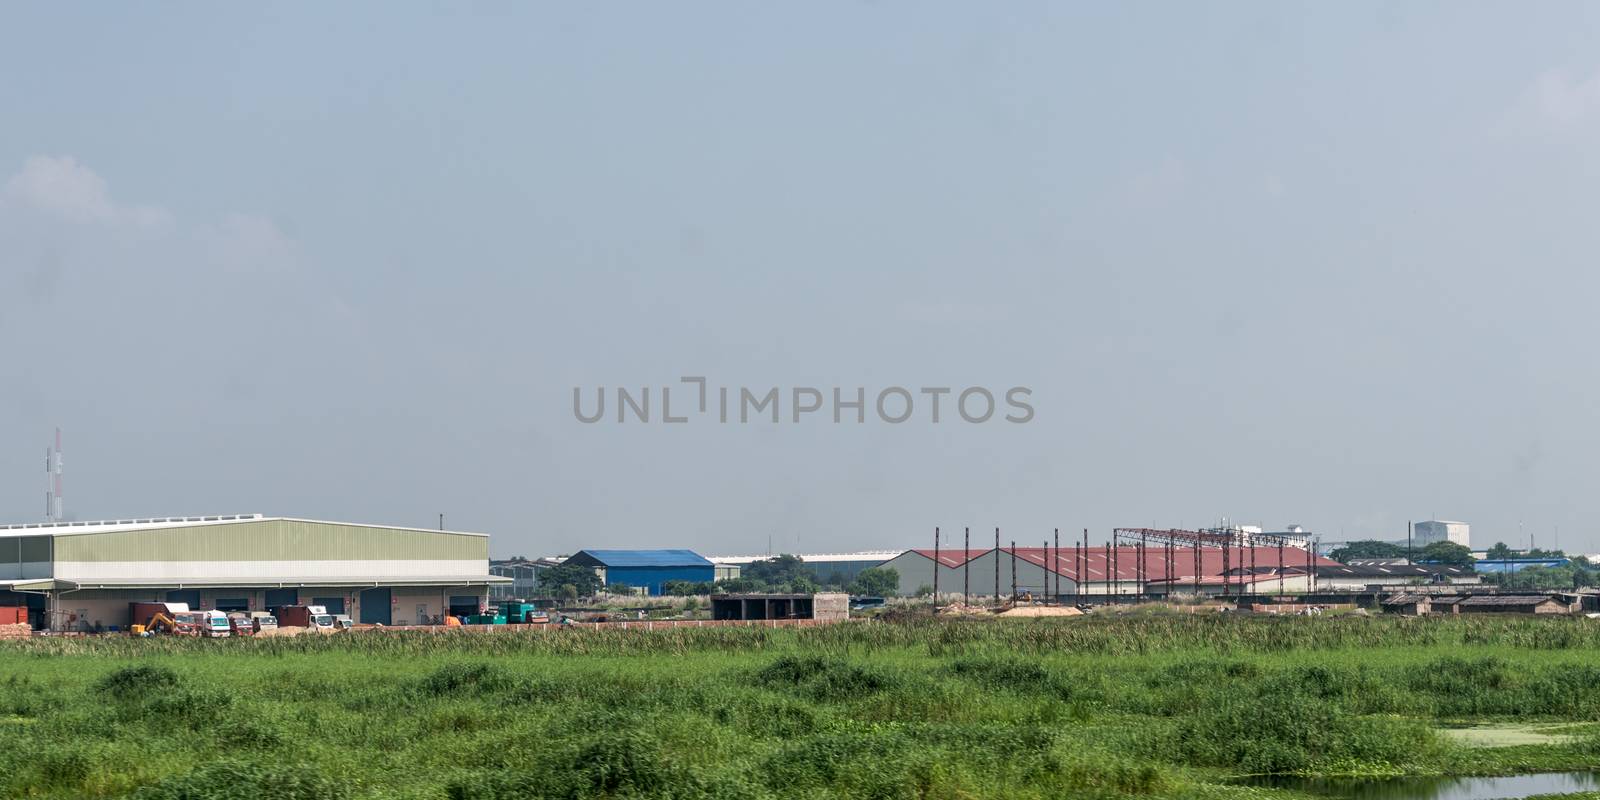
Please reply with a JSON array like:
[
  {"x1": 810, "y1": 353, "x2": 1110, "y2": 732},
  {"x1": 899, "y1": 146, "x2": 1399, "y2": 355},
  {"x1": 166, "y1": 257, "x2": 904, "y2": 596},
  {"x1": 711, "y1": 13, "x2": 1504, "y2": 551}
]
[{"x1": 1241, "y1": 770, "x2": 1600, "y2": 799}]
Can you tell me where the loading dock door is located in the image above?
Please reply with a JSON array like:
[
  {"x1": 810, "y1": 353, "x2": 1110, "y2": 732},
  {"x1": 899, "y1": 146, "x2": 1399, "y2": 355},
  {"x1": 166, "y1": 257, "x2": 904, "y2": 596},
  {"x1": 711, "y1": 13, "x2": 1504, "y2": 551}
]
[
  {"x1": 165, "y1": 590, "x2": 200, "y2": 609},
  {"x1": 448, "y1": 595, "x2": 480, "y2": 617},
  {"x1": 359, "y1": 587, "x2": 391, "y2": 625},
  {"x1": 265, "y1": 589, "x2": 297, "y2": 608},
  {"x1": 311, "y1": 597, "x2": 345, "y2": 614}
]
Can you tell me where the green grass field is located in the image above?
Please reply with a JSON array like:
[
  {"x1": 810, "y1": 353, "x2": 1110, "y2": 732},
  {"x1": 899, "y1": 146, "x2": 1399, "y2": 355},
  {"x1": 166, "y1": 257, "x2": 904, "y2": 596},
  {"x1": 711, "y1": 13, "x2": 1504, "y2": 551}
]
[{"x1": 3, "y1": 615, "x2": 1600, "y2": 799}]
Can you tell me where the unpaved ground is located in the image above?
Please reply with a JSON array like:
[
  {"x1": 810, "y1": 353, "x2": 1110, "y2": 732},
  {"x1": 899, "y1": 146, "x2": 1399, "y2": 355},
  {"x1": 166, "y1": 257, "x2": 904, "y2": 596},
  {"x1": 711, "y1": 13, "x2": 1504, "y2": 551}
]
[
  {"x1": 1440, "y1": 723, "x2": 1579, "y2": 748},
  {"x1": 998, "y1": 606, "x2": 1083, "y2": 617}
]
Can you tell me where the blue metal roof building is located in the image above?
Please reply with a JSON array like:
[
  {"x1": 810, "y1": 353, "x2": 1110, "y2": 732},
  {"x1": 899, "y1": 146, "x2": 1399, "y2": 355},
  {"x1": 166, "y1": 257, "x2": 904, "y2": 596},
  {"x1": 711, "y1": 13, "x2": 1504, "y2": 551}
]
[
  {"x1": 1474, "y1": 557, "x2": 1569, "y2": 574},
  {"x1": 564, "y1": 549, "x2": 715, "y2": 595}
]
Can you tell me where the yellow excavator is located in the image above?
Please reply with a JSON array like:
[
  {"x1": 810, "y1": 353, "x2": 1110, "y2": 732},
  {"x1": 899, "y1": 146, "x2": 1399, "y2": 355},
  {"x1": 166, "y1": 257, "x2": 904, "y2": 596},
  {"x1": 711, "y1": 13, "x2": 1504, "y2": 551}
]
[{"x1": 130, "y1": 612, "x2": 196, "y2": 636}]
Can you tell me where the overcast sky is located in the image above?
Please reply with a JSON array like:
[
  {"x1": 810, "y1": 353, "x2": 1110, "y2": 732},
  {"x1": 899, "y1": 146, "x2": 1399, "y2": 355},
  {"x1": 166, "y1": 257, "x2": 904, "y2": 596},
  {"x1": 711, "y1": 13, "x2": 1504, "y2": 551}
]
[{"x1": 3, "y1": 5, "x2": 1599, "y2": 557}]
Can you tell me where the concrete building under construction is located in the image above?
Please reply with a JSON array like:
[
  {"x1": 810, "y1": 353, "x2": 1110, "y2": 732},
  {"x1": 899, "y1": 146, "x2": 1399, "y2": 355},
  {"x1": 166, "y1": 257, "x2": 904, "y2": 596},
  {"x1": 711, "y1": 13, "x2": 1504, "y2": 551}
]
[{"x1": 0, "y1": 515, "x2": 508, "y2": 631}]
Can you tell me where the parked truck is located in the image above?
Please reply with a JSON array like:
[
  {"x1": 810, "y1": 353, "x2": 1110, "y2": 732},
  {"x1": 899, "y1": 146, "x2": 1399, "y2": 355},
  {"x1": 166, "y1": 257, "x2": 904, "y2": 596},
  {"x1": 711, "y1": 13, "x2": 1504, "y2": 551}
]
[
  {"x1": 193, "y1": 610, "x2": 231, "y2": 638},
  {"x1": 274, "y1": 605, "x2": 335, "y2": 630}
]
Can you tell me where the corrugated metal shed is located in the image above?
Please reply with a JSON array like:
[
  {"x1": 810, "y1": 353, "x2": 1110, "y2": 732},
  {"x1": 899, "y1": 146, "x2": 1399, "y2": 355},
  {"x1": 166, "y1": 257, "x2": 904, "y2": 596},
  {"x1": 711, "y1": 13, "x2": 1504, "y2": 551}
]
[
  {"x1": 566, "y1": 549, "x2": 712, "y2": 568},
  {"x1": 565, "y1": 550, "x2": 715, "y2": 595}
]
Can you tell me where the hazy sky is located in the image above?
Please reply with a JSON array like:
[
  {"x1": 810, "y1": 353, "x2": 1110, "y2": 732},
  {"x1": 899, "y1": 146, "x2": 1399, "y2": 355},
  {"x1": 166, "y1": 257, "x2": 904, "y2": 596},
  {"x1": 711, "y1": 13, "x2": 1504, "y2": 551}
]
[{"x1": 3, "y1": 5, "x2": 1600, "y2": 557}]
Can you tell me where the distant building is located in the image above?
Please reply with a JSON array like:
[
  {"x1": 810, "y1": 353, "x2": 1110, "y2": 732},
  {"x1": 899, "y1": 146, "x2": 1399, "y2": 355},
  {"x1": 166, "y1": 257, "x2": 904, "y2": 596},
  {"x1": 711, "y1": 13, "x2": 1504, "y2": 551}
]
[
  {"x1": 562, "y1": 550, "x2": 714, "y2": 595},
  {"x1": 1316, "y1": 563, "x2": 1481, "y2": 591},
  {"x1": 878, "y1": 546, "x2": 1340, "y2": 598},
  {"x1": 1414, "y1": 520, "x2": 1470, "y2": 548},
  {"x1": 1474, "y1": 557, "x2": 1569, "y2": 575},
  {"x1": 710, "y1": 592, "x2": 849, "y2": 622},
  {"x1": 488, "y1": 557, "x2": 562, "y2": 600},
  {"x1": 0, "y1": 514, "x2": 506, "y2": 630},
  {"x1": 1456, "y1": 595, "x2": 1570, "y2": 614}
]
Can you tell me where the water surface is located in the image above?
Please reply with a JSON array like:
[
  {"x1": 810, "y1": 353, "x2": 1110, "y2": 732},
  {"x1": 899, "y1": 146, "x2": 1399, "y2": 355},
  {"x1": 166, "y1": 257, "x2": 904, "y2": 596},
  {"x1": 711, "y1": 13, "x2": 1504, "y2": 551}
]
[{"x1": 1240, "y1": 771, "x2": 1600, "y2": 799}]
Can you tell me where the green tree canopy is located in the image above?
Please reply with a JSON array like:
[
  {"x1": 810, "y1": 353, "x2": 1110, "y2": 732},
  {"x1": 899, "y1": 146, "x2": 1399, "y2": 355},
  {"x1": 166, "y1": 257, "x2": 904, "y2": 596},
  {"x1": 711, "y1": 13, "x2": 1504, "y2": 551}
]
[
  {"x1": 743, "y1": 554, "x2": 811, "y2": 585},
  {"x1": 1495, "y1": 564, "x2": 1579, "y2": 591},
  {"x1": 1417, "y1": 541, "x2": 1475, "y2": 567},
  {"x1": 1329, "y1": 540, "x2": 1404, "y2": 563},
  {"x1": 660, "y1": 580, "x2": 715, "y2": 596},
  {"x1": 540, "y1": 562, "x2": 601, "y2": 597},
  {"x1": 1485, "y1": 542, "x2": 1516, "y2": 560},
  {"x1": 848, "y1": 566, "x2": 899, "y2": 597}
]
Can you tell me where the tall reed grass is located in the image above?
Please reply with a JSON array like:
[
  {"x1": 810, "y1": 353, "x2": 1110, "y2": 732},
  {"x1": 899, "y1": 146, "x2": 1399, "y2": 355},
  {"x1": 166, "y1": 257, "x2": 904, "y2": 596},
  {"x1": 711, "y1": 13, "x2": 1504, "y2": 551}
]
[{"x1": 2, "y1": 615, "x2": 1598, "y2": 799}]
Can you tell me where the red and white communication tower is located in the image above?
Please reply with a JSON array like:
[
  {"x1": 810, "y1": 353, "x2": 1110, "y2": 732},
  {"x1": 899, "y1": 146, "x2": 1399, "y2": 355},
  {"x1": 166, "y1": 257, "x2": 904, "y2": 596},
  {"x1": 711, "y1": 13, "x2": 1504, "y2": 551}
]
[{"x1": 45, "y1": 428, "x2": 63, "y2": 522}]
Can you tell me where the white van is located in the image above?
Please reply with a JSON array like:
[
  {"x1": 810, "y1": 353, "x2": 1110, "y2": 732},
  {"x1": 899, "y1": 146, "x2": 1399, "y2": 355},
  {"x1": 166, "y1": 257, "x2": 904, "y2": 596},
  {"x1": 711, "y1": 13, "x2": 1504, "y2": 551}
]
[{"x1": 196, "y1": 610, "x2": 232, "y2": 638}]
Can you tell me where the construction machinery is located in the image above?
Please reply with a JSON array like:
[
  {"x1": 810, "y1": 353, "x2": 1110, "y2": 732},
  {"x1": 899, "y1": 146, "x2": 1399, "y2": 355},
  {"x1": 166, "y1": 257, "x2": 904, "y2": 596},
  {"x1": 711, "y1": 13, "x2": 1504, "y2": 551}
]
[{"x1": 130, "y1": 602, "x2": 198, "y2": 636}]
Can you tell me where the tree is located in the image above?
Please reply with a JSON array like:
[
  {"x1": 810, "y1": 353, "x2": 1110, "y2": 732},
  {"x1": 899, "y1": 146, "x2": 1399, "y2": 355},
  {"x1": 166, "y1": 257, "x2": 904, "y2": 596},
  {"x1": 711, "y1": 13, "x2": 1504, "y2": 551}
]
[
  {"x1": 661, "y1": 580, "x2": 714, "y2": 596},
  {"x1": 715, "y1": 578, "x2": 762, "y2": 594},
  {"x1": 1329, "y1": 540, "x2": 1405, "y2": 563},
  {"x1": 848, "y1": 567, "x2": 899, "y2": 597},
  {"x1": 607, "y1": 582, "x2": 633, "y2": 595},
  {"x1": 1485, "y1": 542, "x2": 1516, "y2": 560},
  {"x1": 744, "y1": 554, "x2": 811, "y2": 587},
  {"x1": 540, "y1": 562, "x2": 601, "y2": 597},
  {"x1": 1498, "y1": 565, "x2": 1577, "y2": 591},
  {"x1": 790, "y1": 576, "x2": 819, "y2": 594},
  {"x1": 1417, "y1": 541, "x2": 1475, "y2": 567}
]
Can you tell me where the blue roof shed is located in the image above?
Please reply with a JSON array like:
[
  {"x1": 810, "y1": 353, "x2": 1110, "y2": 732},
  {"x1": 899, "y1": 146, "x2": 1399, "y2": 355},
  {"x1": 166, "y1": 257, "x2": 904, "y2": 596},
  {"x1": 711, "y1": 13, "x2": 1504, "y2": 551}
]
[
  {"x1": 1473, "y1": 558, "x2": 1569, "y2": 574},
  {"x1": 565, "y1": 549, "x2": 715, "y2": 595}
]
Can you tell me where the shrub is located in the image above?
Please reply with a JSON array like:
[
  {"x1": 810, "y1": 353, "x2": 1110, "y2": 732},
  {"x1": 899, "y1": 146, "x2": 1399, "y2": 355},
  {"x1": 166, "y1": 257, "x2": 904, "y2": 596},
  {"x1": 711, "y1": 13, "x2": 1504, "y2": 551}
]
[
  {"x1": 415, "y1": 662, "x2": 517, "y2": 697},
  {"x1": 95, "y1": 664, "x2": 178, "y2": 697},
  {"x1": 130, "y1": 763, "x2": 349, "y2": 800},
  {"x1": 753, "y1": 655, "x2": 889, "y2": 702}
]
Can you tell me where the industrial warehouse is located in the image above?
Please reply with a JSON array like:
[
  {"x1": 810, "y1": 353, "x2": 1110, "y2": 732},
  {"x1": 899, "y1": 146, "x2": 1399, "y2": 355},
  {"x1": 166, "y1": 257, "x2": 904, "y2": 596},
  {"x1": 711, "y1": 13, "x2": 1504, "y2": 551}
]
[{"x1": 0, "y1": 514, "x2": 506, "y2": 631}]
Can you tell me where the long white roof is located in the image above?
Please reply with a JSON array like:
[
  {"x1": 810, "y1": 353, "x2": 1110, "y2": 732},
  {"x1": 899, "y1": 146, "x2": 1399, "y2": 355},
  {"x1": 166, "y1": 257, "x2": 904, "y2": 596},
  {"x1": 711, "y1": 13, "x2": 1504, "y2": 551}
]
[
  {"x1": 707, "y1": 550, "x2": 905, "y2": 565},
  {"x1": 0, "y1": 514, "x2": 489, "y2": 538}
]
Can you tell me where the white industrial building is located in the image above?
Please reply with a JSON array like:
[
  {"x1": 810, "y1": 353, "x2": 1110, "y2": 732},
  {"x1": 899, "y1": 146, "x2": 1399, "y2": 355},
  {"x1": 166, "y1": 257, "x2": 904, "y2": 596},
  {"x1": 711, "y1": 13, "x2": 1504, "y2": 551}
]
[
  {"x1": 0, "y1": 514, "x2": 507, "y2": 631},
  {"x1": 1414, "y1": 520, "x2": 1470, "y2": 548}
]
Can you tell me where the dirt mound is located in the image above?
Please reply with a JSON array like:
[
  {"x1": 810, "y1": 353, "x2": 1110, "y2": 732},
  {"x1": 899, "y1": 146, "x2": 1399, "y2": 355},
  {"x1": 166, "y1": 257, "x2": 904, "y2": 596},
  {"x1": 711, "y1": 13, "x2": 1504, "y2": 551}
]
[
  {"x1": 998, "y1": 606, "x2": 1083, "y2": 618},
  {"x1": 937, "y1": 602, "x2": 996, "y2": 616},
  {"x1": 0, "y1": 623, "x2": 30, "y2": 640}
]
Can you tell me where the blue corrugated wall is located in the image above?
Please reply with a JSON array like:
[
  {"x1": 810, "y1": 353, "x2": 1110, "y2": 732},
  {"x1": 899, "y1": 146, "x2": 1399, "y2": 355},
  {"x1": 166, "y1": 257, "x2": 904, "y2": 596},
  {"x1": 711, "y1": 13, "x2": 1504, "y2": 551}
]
[{"x1": 605, "y1": 565, "x2": 715, "y2": 595}]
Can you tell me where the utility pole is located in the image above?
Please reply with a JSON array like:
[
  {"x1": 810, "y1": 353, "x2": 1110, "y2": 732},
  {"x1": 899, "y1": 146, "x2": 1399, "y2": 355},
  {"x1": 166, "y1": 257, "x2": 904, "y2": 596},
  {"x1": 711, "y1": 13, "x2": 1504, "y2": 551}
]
[
  {"x1": 1082, "y1": 529, "x2": 1089, "y2": 603},
  {"x1": 1043, "y1": 539, "x2": 1049, "y2": 599},
  {"x1": 994, "y1": 528, "x2": 1000, "y2": 605},
  {"x1": 1010, "y1": 540, "x2": 1018, "y2": 601},
  {"x1": 1113, "y1": 540, "x2": 1126, "y2": 601},
  {"x1": 963, "y1": 527, "x2": 970, "y2": 607},
  {"x1": 932, "y1": 527, "x2": 940, "y2": 606},
  {"x1": 1074, "y1": 542, "x2": 1082, "y2": 606},
  {"x1": 1053, "y1": 528, "x2": 1060, "y2": 602}
]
